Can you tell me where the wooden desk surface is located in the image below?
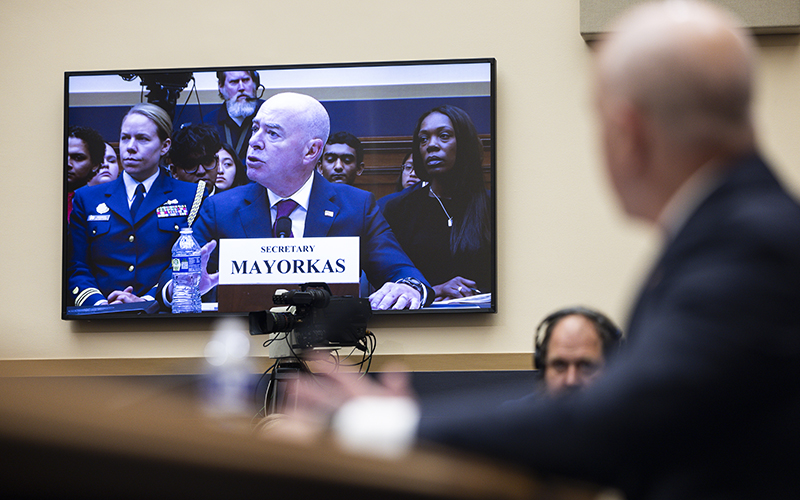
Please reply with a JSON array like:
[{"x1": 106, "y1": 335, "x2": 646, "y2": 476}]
[{"x1": 0, "y1": 376, "x2": 601, "y2": 500}]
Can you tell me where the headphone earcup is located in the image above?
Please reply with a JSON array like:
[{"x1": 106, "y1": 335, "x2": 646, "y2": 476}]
[
  {"x1": 533, "y1": 306, "x2": 623, "y2": 371},
  {"x1": 533, "y1": 310, "x2": 564, "y2": 370}
]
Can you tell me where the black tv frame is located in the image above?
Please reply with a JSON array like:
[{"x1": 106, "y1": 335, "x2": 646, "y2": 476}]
[{"x1": 62, "y1": 58, "x2": 496, "y2": 320}]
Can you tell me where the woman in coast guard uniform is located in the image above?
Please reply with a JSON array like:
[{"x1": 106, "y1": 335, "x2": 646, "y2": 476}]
[{"x1": 68, "y1": 103, "x2": 200, "y2": 307}]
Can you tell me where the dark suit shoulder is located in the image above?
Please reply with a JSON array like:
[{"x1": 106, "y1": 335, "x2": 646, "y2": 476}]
[
  {"x1": 72, "y1": 176, "x2": 121, "y2": 200},
  {"x1": 205, "y1": 182, "x2": 263, "y2": 210},
  {"x1": 379, "y1": 182, "x2": 425, "y2": 212},
  {"x1": 680, "y1": 155, "x2": 800, "y2": 255},
  {"x1": 382, "y1": 182, "x2": 427, "y2": 219},
  {"x1": 161, "y1": 176, "x2": 200, "y2": 197},
  {"x1": 316, "y1": 176, "x2": 373, "y2": 204}
]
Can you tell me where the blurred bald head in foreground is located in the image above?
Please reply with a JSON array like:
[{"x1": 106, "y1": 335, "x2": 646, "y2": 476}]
[
  {"x1": 594, "y1": 0, "x2": 756, "y2": 225},
  {"x1": 288, "y1": 2, "x2": 800, "y2": 498}
]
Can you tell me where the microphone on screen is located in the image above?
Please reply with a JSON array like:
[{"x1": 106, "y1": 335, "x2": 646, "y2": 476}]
[{"x1": 275, "y1": 216, "x2": 292, "y2": 238}]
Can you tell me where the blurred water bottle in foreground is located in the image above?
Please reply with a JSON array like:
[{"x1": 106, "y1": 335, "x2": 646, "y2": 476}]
[
  {"x1": 171, "y1": 227, "x2": 201, "y2": 314},
  {"x1": 203, "y1": 317, "x2": 255, "y2": 418}
]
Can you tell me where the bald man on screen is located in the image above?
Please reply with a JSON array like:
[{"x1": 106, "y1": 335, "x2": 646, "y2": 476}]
[{"x1": 169, "y1": 92, "x2": 433, "y2": 310}]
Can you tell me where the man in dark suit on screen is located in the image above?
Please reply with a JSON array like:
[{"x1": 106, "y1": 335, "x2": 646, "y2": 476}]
[
  {"x1": 287, "y1": 2, "x2": 800, "y2": 498},
  {"x1": 164, "y1": 92, "x2": 432, "y2": 310}
]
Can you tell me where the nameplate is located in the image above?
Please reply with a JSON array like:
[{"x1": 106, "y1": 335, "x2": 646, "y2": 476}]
[{"x1": 218, "y1": 237, "x2": 360, "y2": 285}]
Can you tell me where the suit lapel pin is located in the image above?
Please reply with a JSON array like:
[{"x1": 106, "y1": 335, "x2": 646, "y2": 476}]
[{"x1": 324, "y1": 210, "x2": 334, "y2": 218}]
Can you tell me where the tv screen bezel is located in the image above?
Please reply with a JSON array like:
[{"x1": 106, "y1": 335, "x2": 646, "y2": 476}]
[{"x1": 62, "y1": 57, "x2": 497, "y2": 320}]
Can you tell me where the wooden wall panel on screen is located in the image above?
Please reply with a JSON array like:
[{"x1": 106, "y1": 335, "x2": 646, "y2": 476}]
[{"x1": 581, "y1": 0, "x2": 800, "y2": 41}]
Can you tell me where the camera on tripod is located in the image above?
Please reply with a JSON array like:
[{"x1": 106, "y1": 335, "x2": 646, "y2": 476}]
[
  {"x1": 248, "y1": 283, "x2": 372, "y2": 356},
  {"x1": 119, "y1": 72, "x2": 193, "y2": 119}
]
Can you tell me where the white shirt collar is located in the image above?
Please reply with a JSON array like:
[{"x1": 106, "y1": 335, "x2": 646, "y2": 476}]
[
  {"x1": 122, "y1": 169, "x2": 161, "y2": 203},
  {"x1": 266, "y1": 172, "x2": 314, "y2": 211}
]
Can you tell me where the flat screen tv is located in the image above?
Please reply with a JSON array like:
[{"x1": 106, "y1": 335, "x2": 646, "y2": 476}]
[{"x1": 63, "y1": 58, "x2": 496, "y2": 319}]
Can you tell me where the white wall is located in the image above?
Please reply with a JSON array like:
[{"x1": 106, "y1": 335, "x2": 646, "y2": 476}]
[{"x1": 1, "y1": 1, "x2": 798, "y2": 372}]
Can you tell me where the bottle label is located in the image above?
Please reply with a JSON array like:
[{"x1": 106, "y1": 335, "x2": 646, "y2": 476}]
[{"x1": 172, "y1": 256, "x2": 201, "y2": 272}]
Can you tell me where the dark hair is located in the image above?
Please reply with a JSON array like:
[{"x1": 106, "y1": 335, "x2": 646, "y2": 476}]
[
  {"x1": 533, "y1": 306, "x2": 624, "y2": 372},
  {"x1": 103, "y1": 141, "x2": 119, "y2": 164},
  {"x1": 326, "y1": 131, "x2": 364, "y2": 166},
  {"x1": 170, "y1": 124, "x2": 222, "y2": 170},
  {"x1": 394, "y1": 151, "x2": 413, "y2": 192},
  {"x1": 68, "y1": 125, "x2": 106, "y2": 168},
  {"x1": 218, "y1": 142, "x2": 248, "y2": 190},
  {"x1": 411, "y1": 105, "x2": 490, "y2": 254},
  {"x1": 215, "y1": 70, "x2": 259, "y2": 88}
]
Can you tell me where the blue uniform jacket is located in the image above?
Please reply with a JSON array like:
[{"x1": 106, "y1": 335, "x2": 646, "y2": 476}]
[{"x1": 68, "y1": 169, "x2": 199, "y2": 306}]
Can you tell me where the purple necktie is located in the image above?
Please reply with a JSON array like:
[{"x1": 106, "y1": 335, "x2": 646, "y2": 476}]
[{"x1": 273, "y1": 199, "x2": 298, "y2": 237}]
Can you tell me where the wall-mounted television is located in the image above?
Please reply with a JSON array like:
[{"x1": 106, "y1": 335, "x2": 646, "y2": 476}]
[{"x1": 63, "y1": 58, "x2": 496, "y2": 319}]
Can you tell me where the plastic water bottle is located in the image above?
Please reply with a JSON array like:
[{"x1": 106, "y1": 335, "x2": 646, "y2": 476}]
[{"x1": 171, "y1": 227, "x2": 202, "y2": 314}]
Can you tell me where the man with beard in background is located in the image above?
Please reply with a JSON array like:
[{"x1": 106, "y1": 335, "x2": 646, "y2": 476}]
[{"x1": 203, "y1": 70, "x2": 263, "y2": 162}]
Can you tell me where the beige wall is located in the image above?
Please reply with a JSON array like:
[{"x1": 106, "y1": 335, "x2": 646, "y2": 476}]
[{"x1": 1, "y1": 1, "x2": 799, "y2": 375}]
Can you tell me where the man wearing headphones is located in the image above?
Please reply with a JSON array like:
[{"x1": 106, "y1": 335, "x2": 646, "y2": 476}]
[
  {"x1": 203, "y1": 70, "x2": 264, "y2": 162},
  {"x1": 282, "y1": 3, "x2": 800, "y2": 497},
  {"x1": 533, "y1": 307, "x2": 622, "y2": 396}
]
